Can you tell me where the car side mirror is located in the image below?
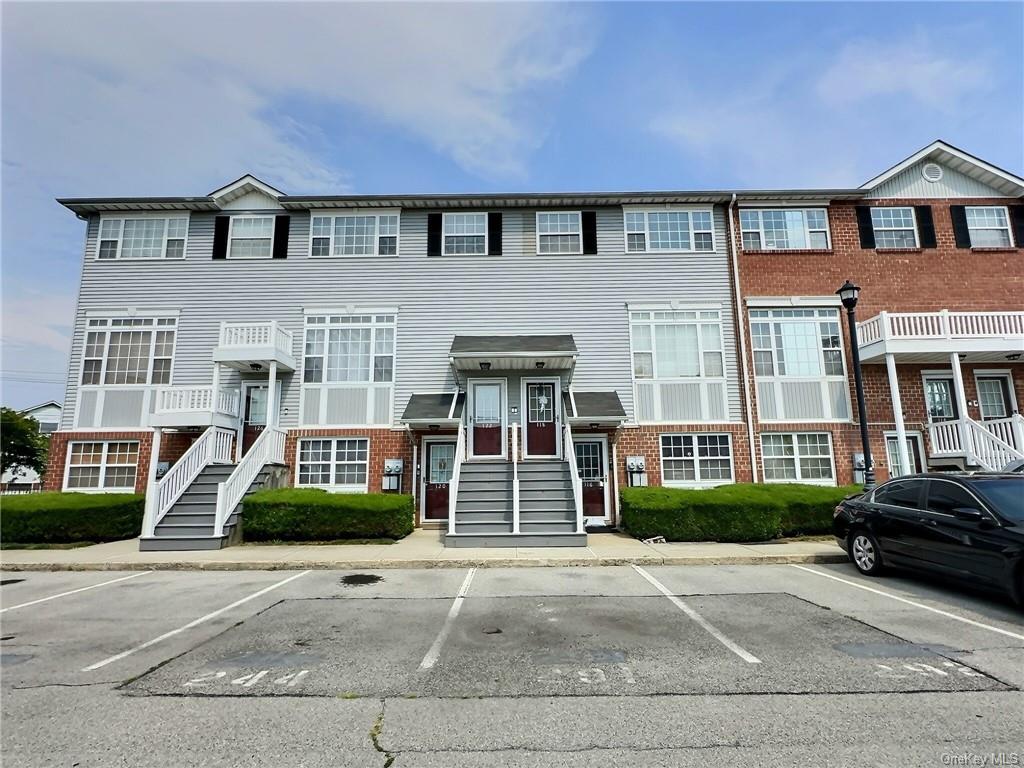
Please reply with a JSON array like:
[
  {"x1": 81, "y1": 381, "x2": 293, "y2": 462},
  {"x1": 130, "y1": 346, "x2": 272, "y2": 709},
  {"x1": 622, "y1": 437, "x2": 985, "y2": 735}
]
[{"x1": 952, "y1": 507, "x2": 986, "y2": 523}]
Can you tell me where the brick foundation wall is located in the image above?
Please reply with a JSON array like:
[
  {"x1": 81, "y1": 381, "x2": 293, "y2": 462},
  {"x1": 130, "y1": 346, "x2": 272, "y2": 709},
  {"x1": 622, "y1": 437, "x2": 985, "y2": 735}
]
[
  {"x1": 284, "y1": 427, "x2": 415, "y2": 496},
  {"x1": 612, "y1": 423, "x2": 752, "y2": 490}
]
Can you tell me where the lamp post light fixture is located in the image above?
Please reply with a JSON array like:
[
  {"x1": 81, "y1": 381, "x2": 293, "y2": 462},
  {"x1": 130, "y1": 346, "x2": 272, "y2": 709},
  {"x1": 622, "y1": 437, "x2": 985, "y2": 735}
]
[{"x1": 836, "y1": 280, "x2": 875, "y2": 491}]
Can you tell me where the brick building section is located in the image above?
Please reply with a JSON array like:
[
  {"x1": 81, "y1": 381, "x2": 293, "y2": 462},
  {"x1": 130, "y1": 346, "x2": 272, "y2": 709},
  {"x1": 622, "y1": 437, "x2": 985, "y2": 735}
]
[
  {"x1": 284, "y1": 427, "x2": 414, "y2": 496},
  {"x1": 730, "y1": 198, "x2": 1023, "y2": 484},
  {"x1": 611, "y1": 424, "x2": 752, "y2": 490}
]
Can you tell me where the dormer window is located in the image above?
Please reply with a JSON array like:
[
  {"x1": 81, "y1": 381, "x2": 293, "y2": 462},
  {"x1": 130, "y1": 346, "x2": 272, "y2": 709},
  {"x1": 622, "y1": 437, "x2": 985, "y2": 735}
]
[{"x1": 228, "y1": 216, "x2": 274, "y2": 259}]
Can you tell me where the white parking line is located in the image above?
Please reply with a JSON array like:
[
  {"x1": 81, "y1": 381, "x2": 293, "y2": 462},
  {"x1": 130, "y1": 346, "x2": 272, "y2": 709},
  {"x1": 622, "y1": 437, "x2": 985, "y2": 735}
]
[
  {"x1": 82, "y1": 570, "x2": 311, "y2": 671},
  {"x1": 0, "y1": 571, "x2": 152, "y2": 614},
  {"x1": 790, "y1": 565, "x2": 1024, "y2": 642},
  {"x1": 631, "y1": 565, "x2": 762, "y2": 664},
  {"x1": 420, "y1": 568, "x2": 476, "y2": 670}
]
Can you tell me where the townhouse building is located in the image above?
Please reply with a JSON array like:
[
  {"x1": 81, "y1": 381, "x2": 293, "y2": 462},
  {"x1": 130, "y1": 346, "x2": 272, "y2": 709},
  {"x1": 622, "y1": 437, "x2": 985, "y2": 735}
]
[{"x1": 45, "y1": 140, "x2": 1024, "y2": 550}]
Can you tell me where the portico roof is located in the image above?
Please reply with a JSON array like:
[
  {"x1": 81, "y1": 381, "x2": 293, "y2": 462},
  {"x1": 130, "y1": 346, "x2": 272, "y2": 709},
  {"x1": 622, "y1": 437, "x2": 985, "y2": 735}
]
[{"x1": 448, "y1": 335, "x2": 578, "y2": 372}]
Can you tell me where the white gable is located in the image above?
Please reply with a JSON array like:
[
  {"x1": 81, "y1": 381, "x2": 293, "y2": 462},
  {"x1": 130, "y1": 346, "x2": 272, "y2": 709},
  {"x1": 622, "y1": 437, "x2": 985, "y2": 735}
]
[
  {"x1": 220, "y1": 189, "x2": 284, "y2": 210},
  {"x1": 865, "y1": 160, "x2": 1009, "y2": 199},
  {"x1": 209, "y1": 174, "x2": 285, "y2": 210},
  {"x1": 861, "y1": 140, "x2": 1024, "y2": 199}
]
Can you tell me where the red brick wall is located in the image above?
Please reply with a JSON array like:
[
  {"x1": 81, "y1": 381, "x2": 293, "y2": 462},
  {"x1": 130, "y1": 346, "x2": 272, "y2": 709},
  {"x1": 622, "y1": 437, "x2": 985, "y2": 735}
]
[
  {"x1": 284, "y1": 427, "x2": 414, "y2": 495},
  {"x1": 44, "y1": 431, "x2": 154, "y2": 493},
  {"x1": 613, "y1": 423, "x2": 752, "y2": 490}
]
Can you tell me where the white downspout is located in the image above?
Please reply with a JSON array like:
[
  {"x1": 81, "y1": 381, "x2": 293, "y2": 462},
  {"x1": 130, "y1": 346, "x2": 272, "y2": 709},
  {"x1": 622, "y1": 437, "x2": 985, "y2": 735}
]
[{"x1": 728, "y1": 193, "x2": 759, "y2": 482}]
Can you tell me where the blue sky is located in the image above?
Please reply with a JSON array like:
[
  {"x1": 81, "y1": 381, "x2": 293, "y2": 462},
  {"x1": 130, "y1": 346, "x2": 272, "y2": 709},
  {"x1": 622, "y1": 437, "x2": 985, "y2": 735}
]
[{"x1": 2, "y1": 1, "x2": 1022, "y2": 408}]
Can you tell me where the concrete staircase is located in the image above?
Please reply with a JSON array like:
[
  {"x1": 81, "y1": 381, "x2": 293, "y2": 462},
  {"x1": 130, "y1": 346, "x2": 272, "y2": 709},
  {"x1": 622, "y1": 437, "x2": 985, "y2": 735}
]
[
  {"x1": 139, "y1": 463, "x2": 278, "y2": 551},
  {"x1": 444, "y1": 460, "x2": 586, "y2": 548}
]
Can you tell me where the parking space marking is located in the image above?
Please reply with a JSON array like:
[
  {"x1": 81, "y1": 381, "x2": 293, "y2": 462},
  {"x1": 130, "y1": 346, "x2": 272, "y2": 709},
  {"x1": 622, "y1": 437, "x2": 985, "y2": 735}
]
[
  {"x1": 0, "y1": 571, "x2": 152, "y2": 614},
  {"x1": 419, "y1": 567, "x2": 476, "y2": 670},
  {"x1": 631, "y1": 565, "x2": 762, "y2": 664},
  {"x1": 789, "y1": 565, "x2": 1024, "y2": 642},
  {"x1": 82, "y1": 570, "x2": 312, "y2": 671}
]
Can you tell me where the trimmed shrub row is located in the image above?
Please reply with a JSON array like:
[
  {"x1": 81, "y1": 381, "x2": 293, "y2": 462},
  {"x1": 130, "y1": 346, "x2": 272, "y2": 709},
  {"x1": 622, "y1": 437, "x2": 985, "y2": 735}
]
[
  {"x1": 620, "y1": 483, "x2": 861, "y2": 542},
  {"x1": 1, "y1": 492, "x2": 145, "y2": 544},
  {"x1": 241, "y1": 488, "x2": 414, "y2": 542}
]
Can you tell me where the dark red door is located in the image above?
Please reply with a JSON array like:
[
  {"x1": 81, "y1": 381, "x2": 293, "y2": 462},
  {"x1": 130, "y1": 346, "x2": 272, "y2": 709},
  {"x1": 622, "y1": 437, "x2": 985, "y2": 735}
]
[
  {"x1": 574, "y1": 440, "x2": 607, "y2": 520},
  {"x1": 242, "y1": 386, "x2": 268, "y2": 456},
  {"x1": 424, "y1": 441, "x2": 456, "y2": 520},
  {"x1": 471, "y1": 382, "x2": 503, "y2": 457},
  {"x1": 526, "y1": 382, "x2": 557, "y2": 456}
]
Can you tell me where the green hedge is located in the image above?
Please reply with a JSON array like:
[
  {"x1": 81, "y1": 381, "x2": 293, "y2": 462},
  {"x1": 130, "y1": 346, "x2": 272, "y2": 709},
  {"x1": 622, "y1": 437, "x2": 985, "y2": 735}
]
[
  {"x1": 242, "y1": 488, "x2": 414, "y2": 542},
  {"x1": 1, "y1": 492, "x2": 145, "y2": 544},
  {"x1": 620, "y1": 483, "x2": 860, "y2": 542}
]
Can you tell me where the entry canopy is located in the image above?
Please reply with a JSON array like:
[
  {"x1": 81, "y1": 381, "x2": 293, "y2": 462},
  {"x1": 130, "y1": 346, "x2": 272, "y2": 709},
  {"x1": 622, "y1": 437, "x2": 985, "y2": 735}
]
[
  {"x1": 563, "y1": 391, "x2": 627, "y2": 427},
  {"x1": 400, "y1": 392, "x2": 465, "y2": 426},
  {"x1": 449, "y1": 335, "x2": 578, "y2": 372}
]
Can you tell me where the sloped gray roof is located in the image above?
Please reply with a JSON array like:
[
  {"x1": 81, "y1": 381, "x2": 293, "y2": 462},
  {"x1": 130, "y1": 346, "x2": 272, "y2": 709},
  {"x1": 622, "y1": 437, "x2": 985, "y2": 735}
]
[
  {"x1": 450, "y1": 335, "x2": 577, "y2": 356},
  {"x1": 400, "y1": 392, "x2": 464, "y2": 422},
  {"x1": 564, "y1": 391, "x2": 626, "y2": 420}
]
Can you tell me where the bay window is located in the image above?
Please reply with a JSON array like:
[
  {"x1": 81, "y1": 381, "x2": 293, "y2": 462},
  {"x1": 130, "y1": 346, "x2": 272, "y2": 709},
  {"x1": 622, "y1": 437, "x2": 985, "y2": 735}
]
[
  {"x1": 870, "y1": 207, "x2": 918, "y2": 248},
  {"x1": 625, "y1": 209, "x2": 714, "y2": 252},
  {"x1": 310, "y1": 212, "x2": 399, "y2": 257},
  {"x1": 81, "y1": 317, "x2": 176, "y2": 386},
  {"x1": 303, "y1": 314, "x2": 394, "y2": 384},
  {"x1": 443, "y1": 213, "x2": 487, "y2": 255},
  {"x1": 965, "y1": 206, "x2": 1013, "y2": 247},
  {"x1": 536, "y1": 212, "x2": 582, "y2": 254},
  {"x1": 660, "y1": 434, "x2": 733, "y2": 486},
  {"x1": 739, "y1": 209, "x2": 829, "y2": 250},
  {"x1": 296, "y1": 437, "x2": 369, "y2": 492},
  {"x1": 761, "y1": 433, "x2": 835, "y2": 484},
  {"x1": 64, "y1": 441, "x2": 139, "y2": 491},
  {"x1": 97, "y1": 215, "x2": 188, "y2": 259}
]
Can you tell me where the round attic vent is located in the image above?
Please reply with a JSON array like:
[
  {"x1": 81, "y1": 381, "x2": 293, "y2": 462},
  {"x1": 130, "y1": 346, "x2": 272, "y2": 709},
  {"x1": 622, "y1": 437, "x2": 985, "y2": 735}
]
[{"x1": 922, "y1": 162, "x2": 944, "y2": 183}]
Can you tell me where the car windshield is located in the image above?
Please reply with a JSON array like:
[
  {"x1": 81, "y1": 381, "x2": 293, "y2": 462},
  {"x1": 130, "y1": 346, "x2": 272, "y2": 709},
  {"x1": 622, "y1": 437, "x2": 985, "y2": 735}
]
[{"x1": 971, "y1": 478, "x2": 1024, "y2": 524}]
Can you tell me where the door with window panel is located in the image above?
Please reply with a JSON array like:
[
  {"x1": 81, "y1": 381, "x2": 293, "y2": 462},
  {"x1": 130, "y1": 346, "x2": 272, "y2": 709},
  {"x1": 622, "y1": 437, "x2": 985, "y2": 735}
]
[
  {"x1": 976, "y1": 376, "x2": 1013, "y2": 420},
  {"x1": 470, "y1": 381, "x2": 504, "y2": 458},
  {"x1": 924, "y1": 377, "x2": 958, "y2": 422},
  {"x1": 424, "y1": 441, "x2": 456, "y2": 520},
  {"x1": 526, "y1": 382, "x2": 558, "y2": 457},
  {"x1": 574, "y1": 439, "x2": 608, "y2": 522}
]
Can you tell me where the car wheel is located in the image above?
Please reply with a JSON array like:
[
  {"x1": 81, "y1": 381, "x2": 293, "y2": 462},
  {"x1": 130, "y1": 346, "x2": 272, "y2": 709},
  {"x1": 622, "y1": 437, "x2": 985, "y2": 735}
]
[{"x1": 848, "y1": 529, "x2": 885, "y2": 576}]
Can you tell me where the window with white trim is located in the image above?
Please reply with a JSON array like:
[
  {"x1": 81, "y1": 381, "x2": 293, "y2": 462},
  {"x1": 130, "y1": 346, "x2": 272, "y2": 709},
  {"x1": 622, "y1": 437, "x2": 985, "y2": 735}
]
[
  {"x1": 536, "y1": 212, "x2": 582, "y2": 254},
  {"x1": 625, "y1": 209, "x2": 714, "y2": 252},
  {"x1": 65, "y1": 441, "x2": 139, "y2": 491},
  {"x1": 310, "y1": 212, "x2": 398, "y2": 257},
  {"x1": 228, "y1": 216, "x2": 274, "y2": 258},
  {"x1": 81, "y1": 317, "x2": 176, "y2": 385},
  {"x1": 739, "y1": 209, "x2": 829, "y2": 250},
  {"x1": 761, "y1": 433, "x2": 835, "y2": 483},
  {"x1": 303, "y1": 314, "x2": 395, "y2": 384},
  {"x1": 97, "y1": 216, "x2": 188, "y2": 259},
  {"x1": 443, "y1": 213, "x2": 487, "y2": 255},
  {"x1": 870, "y1": 207, "x2": 917, "y2": 248},
  {"x1": 630, "y1": 310, "x2": 724, "y2": 380},
  {"x1": 965, "y1": 206, "x2": 1013, "y2": 247},
  {"x1": 296, "y1": 437, "x2": 368, "y2": 491},
  {"x1": 660, "y1": 434, "x2": 733, "y2": 486}
]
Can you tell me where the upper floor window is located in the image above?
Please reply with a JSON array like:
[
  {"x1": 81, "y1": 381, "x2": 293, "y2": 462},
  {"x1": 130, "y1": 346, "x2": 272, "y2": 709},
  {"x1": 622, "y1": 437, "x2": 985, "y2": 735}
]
[
  {"x1": 310, "y1": 212, "x2": 398, "y2": 257},
  {"x1": 97, "y1": 216, "x2": 188, "y2": 259},
  {"x1": 625, "y1": 209, "x2": 714, "y2": 252},
  {"x1": 228, "y1": 216, "x2": 274, "y2": 258},
  {"x1": 750, "y1": 308, "x2": 843, "y2": 378},
  {"x1": 303, "y1": 314, "x2": 395, "y2": 384},
  {"x1": 81, "y1": 317, "x2": 177, "y2": 386},
  {"x1": 536, "y1": 212, "x2": 582, "y2": 254},
  {"x1": 630, "y1": 309, "x2": 724, "y2": 380},
  {"x1": 739, "y1": 209, "x2": 828, "y2": 250},
  {"x1": 443, "y1": 213, "x2": 487, "y2": 255},
  {"x1": 870, "y1": 207, "x2": 917, "y2": 248},
  {"x1": 965, "y1": 206, "x2": 1013, "y2": 248}
]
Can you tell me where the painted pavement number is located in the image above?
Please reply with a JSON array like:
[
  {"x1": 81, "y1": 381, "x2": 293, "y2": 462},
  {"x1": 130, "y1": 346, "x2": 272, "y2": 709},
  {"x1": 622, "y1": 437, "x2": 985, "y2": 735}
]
[
  {"x1": 874, "y1": 661, "x2": 985, "y2": 680},
  {"x1": 185, "y1": 670, "x2": 310, "y2": 689}
]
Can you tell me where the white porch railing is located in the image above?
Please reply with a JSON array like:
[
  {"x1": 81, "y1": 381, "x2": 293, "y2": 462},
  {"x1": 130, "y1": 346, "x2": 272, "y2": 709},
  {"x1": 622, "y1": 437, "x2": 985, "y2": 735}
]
[
  {"x1": 511, "y1": 423, "x2": 521, "y2": 534},
  {"x1": 928, "y1": 417, "x2": 1024, "y2": 471},
  {"x1": 563, "y1": 423, "x2": 584, "y2": 534},
  {"x1": 447, "y1": 426, "x2": 466, "y2": 536},
  {"x1": 154, "y1": 386, "x2": 240, "y2": 417},
  {"x1": 982, "y1": 414, "x2": 1024, "y2": 453},
  {"x1": 142, "y1": 426, "x2": 235, "y2": 537},
  {"x1": 859, "y1": 310, "x2": 1024, "y2": 345},
  {"x1": 213, "y1": 426, "x2": 285, "y2": 538},
  {"x1": 219, "y1": 321, "x2": 294, "y2": 358}
]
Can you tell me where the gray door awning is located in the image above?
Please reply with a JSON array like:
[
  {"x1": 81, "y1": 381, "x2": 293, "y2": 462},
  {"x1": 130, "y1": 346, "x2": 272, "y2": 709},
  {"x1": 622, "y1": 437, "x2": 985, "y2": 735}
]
[
  {"x1": 449, "y1": 335, "x2": 577, "y2": 372},
  {"x1": 563, "y1": 391, "x2": 627, "y2": 427},
  {"x1": 399, "y1": 392, "x2": 465, "y2": 425}
]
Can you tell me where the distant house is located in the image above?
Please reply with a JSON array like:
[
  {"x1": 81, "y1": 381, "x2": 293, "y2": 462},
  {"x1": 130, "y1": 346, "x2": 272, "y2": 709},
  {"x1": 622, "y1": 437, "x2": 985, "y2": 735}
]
[{"x1": 1, "y1": 400, "x2": 62, "y2": 492}]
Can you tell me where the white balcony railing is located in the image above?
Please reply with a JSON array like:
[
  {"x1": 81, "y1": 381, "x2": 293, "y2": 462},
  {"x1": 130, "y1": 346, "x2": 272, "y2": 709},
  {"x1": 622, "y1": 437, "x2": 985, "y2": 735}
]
[
  {"x1": 218, "y1": 321, "x2": 294, "y2": 358},
  {"x1": 154, "y1": 386, "x2": 240, "y2": 417},
  {"x1": 858, "y1": 310, "x2": 1024, "y2": 346}
]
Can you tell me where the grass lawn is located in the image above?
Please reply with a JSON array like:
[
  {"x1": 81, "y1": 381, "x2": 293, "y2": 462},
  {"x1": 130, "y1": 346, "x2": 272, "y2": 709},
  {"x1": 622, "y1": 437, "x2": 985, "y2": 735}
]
[
  {"x1": 1, "y1": 541, "x2": 99, "y2": 550},
  {"x1": 238, "y1": 538, "x2": 397, "y2": 546}
]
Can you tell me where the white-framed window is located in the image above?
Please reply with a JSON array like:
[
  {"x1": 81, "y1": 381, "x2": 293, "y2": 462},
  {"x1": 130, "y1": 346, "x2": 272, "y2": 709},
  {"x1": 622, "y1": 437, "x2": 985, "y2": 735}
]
[
  {"x1": 631, "y1": 309, "x2": 724, "y2": 380},
  {"x1": 443, "y1": 213, "x2": 487, "y2": 255},
  {"x1": 739, "y1": 209, "x2": 829, "y2": 250},
  {"x1": 536, "y1": 212, "x2": 582, "y2": 254},
  {"x1": 64, "y1": 441, "x2": 139, "y2": 491},
  {"x1": 296, "y1": 437, "x2": 369, "y2": 492},
  {"x1": 303, "y1": 313, "x2": 395, "y2": 384},
  {"x1": 870, "y1": 207, "x2": 918, "y2": 248},
  {"x1": 228, "y1": 216, "x2": 275, "y2": 259},
  {"x1": 660, "y1": 433, "x2": 733, "y2": 487},
  {"x1": 310, "y1": 211, "x2": 399, "y2": 257},
  {"x1": 749, "y1": 307, "x2": 850, "y2": 422},
  {"x1": 97, "y1": 215, "x2": 189, "y2": 259},
  {"x1": 80, "y1": 317, "x2": 177, "y2": 386},
  {"x1": 625, "y1": 209, "x2": 714, "y2": 253},
  {"x1": 761, "y1": 432, "x2": 835, "y2": 484},
  {"x1": 965, "y1": 206, "x2": 1014, "y2": 248}
]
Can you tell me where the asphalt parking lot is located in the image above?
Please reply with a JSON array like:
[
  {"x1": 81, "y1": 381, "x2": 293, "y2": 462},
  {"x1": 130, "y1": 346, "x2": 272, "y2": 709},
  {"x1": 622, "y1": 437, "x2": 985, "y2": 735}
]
[{"x1": 2, "y1": 563, "x2": 1023, "y2": 767}]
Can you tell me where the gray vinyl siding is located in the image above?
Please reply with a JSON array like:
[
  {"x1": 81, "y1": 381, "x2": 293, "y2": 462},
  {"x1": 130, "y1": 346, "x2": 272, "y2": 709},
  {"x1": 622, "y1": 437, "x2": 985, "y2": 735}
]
[
  {"x1": 61, "y1": 205, "x2": 740, "y2": 430},
  {"x1": 867, "y1": 161, "x2": 1007, "y2": 199}
]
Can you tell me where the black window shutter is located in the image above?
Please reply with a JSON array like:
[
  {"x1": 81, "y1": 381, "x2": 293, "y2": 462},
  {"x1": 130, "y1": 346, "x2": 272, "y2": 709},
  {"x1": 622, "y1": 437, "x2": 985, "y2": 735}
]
[
  {"x1": 582, "y1": 211, "x2": 598, "y2": 254},
  {"x1": 914, "y1": 206, "x2": 936, "y2": 248},
  {"x1": 212, "y1": 216, "x2": 230, "y2": 259},
  {"x1": 487, "y1": 212, "x2": 502, "y2": 255},
  {"x1": 854, "y1": 206, "x2": 875, "y2": 249},
  {"x1": 427, "y1": 213, "x2": 442, "y2": 257},
  {"x1": 1008, "y1": 206, "x2": 1024, "y2": 248},
  {"x1": 272, "y1": 215, "x2": 290, "y2": 259},
  {"x1": 949, "y1": 205, "x2": 971, "y2": 248}
]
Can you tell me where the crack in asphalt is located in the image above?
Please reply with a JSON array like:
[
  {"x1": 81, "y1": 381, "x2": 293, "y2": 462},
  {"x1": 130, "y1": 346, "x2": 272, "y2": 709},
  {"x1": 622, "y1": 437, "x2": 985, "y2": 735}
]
[{"x1": 369, "y1": 699, "x2": 395, "y2": 768}]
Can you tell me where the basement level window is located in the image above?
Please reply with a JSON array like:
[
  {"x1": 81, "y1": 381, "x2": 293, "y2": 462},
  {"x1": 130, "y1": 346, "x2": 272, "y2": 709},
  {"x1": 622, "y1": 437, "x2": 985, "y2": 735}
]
[
  {"x1": 660, "y1": 433, "x2": 734, "y2": 487},
  {"x1": 64, "y1": 441, "x2": 139, "y2": 491},
  {"x1": 296, "y1": 437, "x2": 369, "y2": 492}
]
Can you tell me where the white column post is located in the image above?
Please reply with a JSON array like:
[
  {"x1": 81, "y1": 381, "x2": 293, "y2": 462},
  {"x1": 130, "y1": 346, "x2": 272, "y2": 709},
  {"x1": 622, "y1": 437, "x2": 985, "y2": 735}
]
[
  {"x1": 885, "y1": 353, "x2": 911, "y2": 477},
  {"x1": 950, "y1": 352, "x2": 971, "y2": 459},
  {"x1": 267, "y1": 361, "x2": 279, "y2": 429},
  {"x1": 142, "y1": 427, "x2": 163, "y2": 538}
]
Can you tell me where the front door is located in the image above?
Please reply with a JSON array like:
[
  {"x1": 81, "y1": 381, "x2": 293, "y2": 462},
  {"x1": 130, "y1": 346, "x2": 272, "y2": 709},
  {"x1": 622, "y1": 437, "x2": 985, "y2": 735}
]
[
  {"x1": 525, "y1": 381, "x2": 558, "y2": 457},
  {"x1": 242, "y1": 384, "x2": 269, "y2": 455},
  {"x1": 885, "y1": 433, "x2": 924, "y2": 477},
  {"x1": 924, "y1": 377, "x2": 958, "y2": 422},
  {"x1": 423, "y1": 440, "x2": 456, "y2": 521},
  {"x1": 469, "y1": 380, "x2": 505, "y2": 459},
  {"x1": 976, "y1": 376, "x2": 1013, "y2": 420},
  {"x1": 574, "y1": 437, "x2": 610, "y2": 525}
]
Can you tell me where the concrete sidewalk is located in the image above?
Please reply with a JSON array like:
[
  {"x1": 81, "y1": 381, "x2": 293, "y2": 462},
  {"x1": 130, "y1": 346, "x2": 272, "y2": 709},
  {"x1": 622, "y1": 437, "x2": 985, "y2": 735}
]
[{"x1": 0, "y1": 530, "x2": 847, "y2": 571}]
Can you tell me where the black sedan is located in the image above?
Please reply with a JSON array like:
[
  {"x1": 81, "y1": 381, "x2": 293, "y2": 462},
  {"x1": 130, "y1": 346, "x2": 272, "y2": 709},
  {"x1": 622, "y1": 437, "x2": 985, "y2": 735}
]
[{"x1": 833, "y1": 473, "x2": 1024, "y2": 605}]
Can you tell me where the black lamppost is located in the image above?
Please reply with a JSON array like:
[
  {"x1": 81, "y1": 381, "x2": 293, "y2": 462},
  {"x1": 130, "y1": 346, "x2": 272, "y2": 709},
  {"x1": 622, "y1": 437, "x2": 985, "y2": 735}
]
[{"x1": 837, "y1": 280, "x2": 875, "y2": 490}]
